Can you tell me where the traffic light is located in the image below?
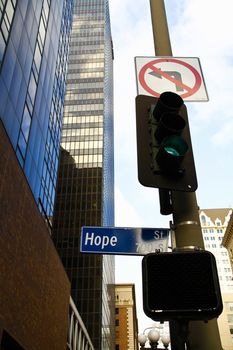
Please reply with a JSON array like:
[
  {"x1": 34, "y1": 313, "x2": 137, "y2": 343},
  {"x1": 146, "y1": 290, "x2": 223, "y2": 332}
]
[
  {"x1": 142, "y1": 250, "x2": 223, "y2": 321},
  {"x1": 135, "y1": 92, "x2": 197, "y2": 191}
]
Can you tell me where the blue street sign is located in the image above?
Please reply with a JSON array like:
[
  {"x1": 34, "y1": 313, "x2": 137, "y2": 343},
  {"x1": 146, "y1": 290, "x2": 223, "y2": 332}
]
[{"x1": 80, "y1": 226, "x2": 170, "y2": 255}]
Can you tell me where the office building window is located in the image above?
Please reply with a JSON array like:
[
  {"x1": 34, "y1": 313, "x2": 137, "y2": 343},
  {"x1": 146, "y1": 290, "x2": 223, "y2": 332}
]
[
  {"x1": 0, "y1": 0, "x2": 16, "y2": 67},
  {"x1": 225, "y1": 302, "x2": 233, "y2": 312}
]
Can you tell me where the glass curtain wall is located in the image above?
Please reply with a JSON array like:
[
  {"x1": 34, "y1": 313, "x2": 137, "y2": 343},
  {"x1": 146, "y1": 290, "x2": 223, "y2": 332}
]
[
  {"x1": 0, "y1": 0, "x2": 73, "y2": 221},
  {"x1": 52, "y1": 0, "x2": 115, "y2": 349}
]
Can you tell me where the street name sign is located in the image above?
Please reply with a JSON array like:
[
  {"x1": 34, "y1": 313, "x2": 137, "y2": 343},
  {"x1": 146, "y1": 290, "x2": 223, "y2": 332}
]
[
  {"x1": 135, "y1": 56, "x2": 208, "y2": 101},
  {"x1": 80, "y1": 226, "x2": 169, "y2": 255}
]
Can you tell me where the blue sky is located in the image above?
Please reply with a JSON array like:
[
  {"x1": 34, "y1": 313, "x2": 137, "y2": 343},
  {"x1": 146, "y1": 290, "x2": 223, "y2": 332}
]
[{"x1": 109, "y1": 0, "x2": 233, "y2": 335}]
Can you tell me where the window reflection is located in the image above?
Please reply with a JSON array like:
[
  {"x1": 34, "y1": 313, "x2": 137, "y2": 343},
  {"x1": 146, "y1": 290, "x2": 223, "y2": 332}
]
[
  {"x1": 0, "y1": 0, "x2": 73, "y2": 222},
  {"x1": 18, "y1": 131, "x2": 27, "y2": 158},
  {"x1": 0, "y1": 0, "x2": 16, "y2": 69},
  {"x1": 28, "y1": 72, "x2": 37, "y2": 104},
  {"x1": 34, "y1": 43, "x2": 42, "y2": 73},
  {"x1": 21, "y1": 105, "x2": 31, "y2": 141},
  {"x1": 5, "y1": 0, "x2": 14, "y2": 23},
  {"x1": 0, "y1": 30, "x2": 5, "y2": 63}
]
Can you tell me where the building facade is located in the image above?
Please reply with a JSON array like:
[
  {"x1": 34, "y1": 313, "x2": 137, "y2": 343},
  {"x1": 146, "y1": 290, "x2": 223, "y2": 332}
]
[
  {"x1": 115, "y1": 284, "x2": 139, "y2": 350},
  {"x1": 0, "y1": 119, "x2": 71, "y2": 350},
  {"x1": 0, "y1": 0, "x2": 73, "y2": 220},
  {"x1": 0, "y1": 1, "x2": 74, "y2": 348},
  {"x1": 52, "y1": 1, "x2": 115, "y2": 349},
  {"x1": 223, "y1": 211, "x2": 233, "y2": 272},
  {"x1": 200, "y1": 208, "x2": 233, "y2": 350}
]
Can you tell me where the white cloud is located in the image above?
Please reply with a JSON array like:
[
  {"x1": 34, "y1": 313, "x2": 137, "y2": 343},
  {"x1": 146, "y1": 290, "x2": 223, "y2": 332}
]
[
  {"x1": 211, "y1": 119, "x2": 233, "y2": 146},
  {"x1": 167, "y1": 0, "x2": 233, "y2": 55},
  {"x1": 115, "y1": 187, "x2": 144, "y2": 227}
]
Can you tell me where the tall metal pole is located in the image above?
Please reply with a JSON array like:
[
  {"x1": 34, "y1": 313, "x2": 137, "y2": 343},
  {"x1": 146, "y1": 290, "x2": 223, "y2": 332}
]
[{"x1": 149, "y1": 1, "x2": 223, "y2": 349}]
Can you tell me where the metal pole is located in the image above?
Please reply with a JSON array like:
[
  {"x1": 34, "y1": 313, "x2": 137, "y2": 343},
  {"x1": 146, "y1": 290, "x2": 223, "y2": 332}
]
[{"x1": 149, "y1": 1, "x2": 223, "y2": 349}]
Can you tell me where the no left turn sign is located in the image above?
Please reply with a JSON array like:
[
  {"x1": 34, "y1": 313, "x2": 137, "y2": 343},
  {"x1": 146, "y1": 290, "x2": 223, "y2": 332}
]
[{"x1": 135, "y1": 57, "x2": 208, "y2": 101}]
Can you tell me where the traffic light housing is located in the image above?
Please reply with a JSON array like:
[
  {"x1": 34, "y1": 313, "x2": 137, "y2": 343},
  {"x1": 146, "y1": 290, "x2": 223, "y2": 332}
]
[
  {"x1": 142, "y1": 250, "x2": 223, "y2": 321},
  {"x1": 135, "y1": 92, "x2": 197, "y2": 191}
]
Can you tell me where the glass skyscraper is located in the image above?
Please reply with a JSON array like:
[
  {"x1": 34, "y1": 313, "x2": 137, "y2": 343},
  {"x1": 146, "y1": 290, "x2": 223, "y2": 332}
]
[
  {"x1": 0, "y1": 0, "x2": 73, "y2": 220},
  {"x1": 52, "y1": 0, "x2": 115, "y2": 349}
]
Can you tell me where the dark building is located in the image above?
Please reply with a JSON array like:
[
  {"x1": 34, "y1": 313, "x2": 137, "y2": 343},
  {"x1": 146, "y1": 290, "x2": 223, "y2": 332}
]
[
  {"x1": 0, "y1": 1, "x2": 73, "y2": 349},
  {"x1": 52, "y1": 0, "x2": 115, "y2": 349}
]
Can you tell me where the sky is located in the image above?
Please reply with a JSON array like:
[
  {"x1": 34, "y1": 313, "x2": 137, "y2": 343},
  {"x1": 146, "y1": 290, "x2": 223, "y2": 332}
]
[{"x1": 109, "y1": 0, "x2": 233, "y2": 337}]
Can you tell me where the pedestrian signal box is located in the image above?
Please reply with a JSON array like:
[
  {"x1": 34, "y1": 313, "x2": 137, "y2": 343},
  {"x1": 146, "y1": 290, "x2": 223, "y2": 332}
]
[{"x1": 142, "y1": 250, "x2": 223, "y2": 321}]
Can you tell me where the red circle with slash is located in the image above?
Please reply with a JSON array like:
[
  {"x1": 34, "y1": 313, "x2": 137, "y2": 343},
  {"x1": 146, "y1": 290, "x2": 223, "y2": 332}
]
[{"x1": 139, "y1": 58, "x2": 202, "y2": 98}]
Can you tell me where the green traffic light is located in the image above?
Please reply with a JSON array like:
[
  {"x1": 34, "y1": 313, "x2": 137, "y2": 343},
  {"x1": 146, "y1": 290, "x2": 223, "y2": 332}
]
[
  {"x1": 162, "y1": 135, "x2": 188, "y2": 157},
  {"x1": 164, "y1": 146, "x2": 180, "y2": 156},
  {"x1": 156, "y1": 135, "x2": 188, "y2": 174},
  {"x1": 135, "y1": 94, "x2": 198, "y2": 191}
]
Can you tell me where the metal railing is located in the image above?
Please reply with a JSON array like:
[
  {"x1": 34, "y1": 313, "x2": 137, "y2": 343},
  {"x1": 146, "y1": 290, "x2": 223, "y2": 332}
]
[{"x1": 67, "y1": 297, "x2": 94, "y2": 350}]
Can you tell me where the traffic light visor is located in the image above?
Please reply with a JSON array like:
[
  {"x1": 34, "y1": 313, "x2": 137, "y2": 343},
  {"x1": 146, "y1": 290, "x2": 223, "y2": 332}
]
[
  {"x1": 153, "y1": 91, "x2": 184, "y2": 121},
  {"x1": 155, "y1": 113, "x2": 186, "y2": 142}
]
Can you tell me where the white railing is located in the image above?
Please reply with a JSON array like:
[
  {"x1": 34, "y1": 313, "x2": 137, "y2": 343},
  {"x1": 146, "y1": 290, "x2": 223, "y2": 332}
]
[{"x1": 67, "y1": 297, "x2": 94, "y2": 350}]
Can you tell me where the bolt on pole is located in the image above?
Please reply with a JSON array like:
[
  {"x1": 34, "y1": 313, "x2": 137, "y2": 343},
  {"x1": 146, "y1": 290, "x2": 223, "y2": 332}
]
[{"x1": 149, "y1": 1, "x2": 223, "y2": 349}]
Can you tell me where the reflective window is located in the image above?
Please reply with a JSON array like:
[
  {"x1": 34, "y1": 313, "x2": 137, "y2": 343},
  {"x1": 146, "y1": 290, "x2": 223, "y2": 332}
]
[
  {"x1": 0, "y1": 0, "x2": 16, "y2": 68},
  {"x1": 38, "y1": 16, "x2": 46, "y2": 45},
  {"x1": 34, "y1": 42, "x2": 42, "y2": 73},
  {"x1": 5, "y1": 0, "x2": 13, "y2": 23},
  {"x1": 28, "y1": 72, "x2": 37, "y2": 105},
  {"x1": 21, "y1": 104, "x2": 31, "y2": 141},
  {"x1": 0, "y1": 30, "x2": 4, "y2": 63},
  {"x1": 52, "y1": 1, "x2": 114, "y2": 348},
  {"x1": 18, "y1": 131, "x2": 27, "y2": 158}
]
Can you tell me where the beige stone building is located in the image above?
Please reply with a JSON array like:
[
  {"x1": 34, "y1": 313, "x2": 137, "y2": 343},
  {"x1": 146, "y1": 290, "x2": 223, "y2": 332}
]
[
  {"x1": 223, "y1": 211, "x2": 233, "y2": 272},
  {"x1": 200, "y1": 208, "x2": 233, "y2": 350},
  {"x1": 115, "y1": 284, "x2": 139, "y2": 350}
]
